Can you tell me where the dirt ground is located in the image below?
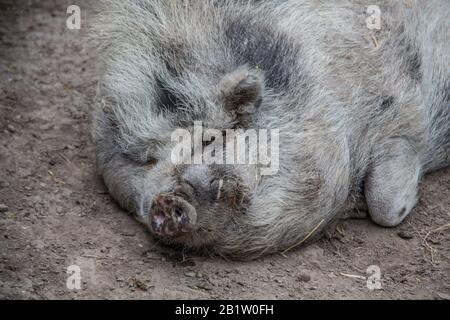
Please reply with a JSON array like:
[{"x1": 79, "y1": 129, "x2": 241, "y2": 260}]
[{"x1": 0, "y1": 0, "x2": 449, "y2": 300}]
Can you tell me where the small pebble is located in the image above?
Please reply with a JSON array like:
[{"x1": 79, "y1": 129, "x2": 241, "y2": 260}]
[
  {"x1": 397, "y1": 231, "x2": 414, "y2": 240},
  {"x1": 0, "y1": 204, "x2": 9, "y2": 213},
  {"x1": 297, "y1": 274, "x2": 311, "y2": 282},
  {"x1": 6, "y1": 124, "x2": 15, "y2": 133}
]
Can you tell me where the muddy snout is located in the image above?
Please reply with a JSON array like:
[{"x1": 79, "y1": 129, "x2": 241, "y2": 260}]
[{"x1": 149, "y1": 194, "x2": 198, "y2": 237}]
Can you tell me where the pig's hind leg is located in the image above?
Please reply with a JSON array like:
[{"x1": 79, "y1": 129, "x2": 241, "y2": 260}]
[{"x1": 364, "y1": 138, "x2": 422, "y2": 227}]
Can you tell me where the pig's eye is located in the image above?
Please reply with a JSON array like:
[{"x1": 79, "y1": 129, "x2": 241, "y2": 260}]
[
  {"x1": 146, "y1": 157, "x2": 157, "y2": 167},
  {"x1": 174, "y1": 181, "x2": 196, "y2": 199}
]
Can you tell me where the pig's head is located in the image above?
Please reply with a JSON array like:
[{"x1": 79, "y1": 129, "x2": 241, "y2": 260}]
[{"x1": 144, "y1": 67, "x2": 266, "y2": 251}]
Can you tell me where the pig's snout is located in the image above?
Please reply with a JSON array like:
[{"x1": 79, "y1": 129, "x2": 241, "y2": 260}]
[{"x1": 149, "y1": 194, "x2": 198, "y2": 237}]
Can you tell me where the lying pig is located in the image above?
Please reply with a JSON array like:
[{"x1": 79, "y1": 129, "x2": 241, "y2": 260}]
[{"x1": 91, "y1": 0, "x2": 449, "y2": 259}]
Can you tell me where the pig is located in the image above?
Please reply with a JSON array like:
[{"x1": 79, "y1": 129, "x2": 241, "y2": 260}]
[{"x1": 90, "y1": 0, "x2": 449, "y2": 259}]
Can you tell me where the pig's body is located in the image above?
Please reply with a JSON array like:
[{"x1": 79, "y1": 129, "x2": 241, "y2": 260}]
[{"x1": 91, "y1": 0, "x2": 449, "y2": 258}]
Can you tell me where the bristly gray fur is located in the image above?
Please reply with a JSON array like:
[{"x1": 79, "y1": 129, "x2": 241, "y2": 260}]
[{"x1": 90, "y1": 0, "x2": 450, "y2": 259}]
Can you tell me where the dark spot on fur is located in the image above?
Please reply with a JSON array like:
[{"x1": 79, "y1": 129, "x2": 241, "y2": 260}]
[
  {"x1": 224, "y1": 16, "x2": 304, "y2": 92},
  {"x1": 160, "y1": 40, "x2": 191, "y2": 77},
  {"x1": 380, "y1": 95, "x2": 395, "y2": 110},
  {"x1": 398, "y1": 207, "x2": 406, "y2": 217},
  {"x1": 394, "y1": 27, "x2": 422, "y2": 83},
  {"x1": 155, "y1": 77, "x2": 184, "y2": 113},
  {"x1": 154, "y1": 77, "x2": 207, "y2": 123},
  {"x1": 406, "y1": 50, "x2": 422, "y2": 82},
  {"x1": 164, "y1": 61, "x2": 179, "y2": 78}
]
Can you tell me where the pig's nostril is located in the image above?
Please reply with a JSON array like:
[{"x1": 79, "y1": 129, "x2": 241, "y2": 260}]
[{"x1": 174, "y1": 207, "x2": 183, "y2": 218}]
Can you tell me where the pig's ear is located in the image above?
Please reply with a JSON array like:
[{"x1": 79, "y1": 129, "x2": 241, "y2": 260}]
[{"x1": 218, "y1": 66, "x2": 263, "y2": 115}]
